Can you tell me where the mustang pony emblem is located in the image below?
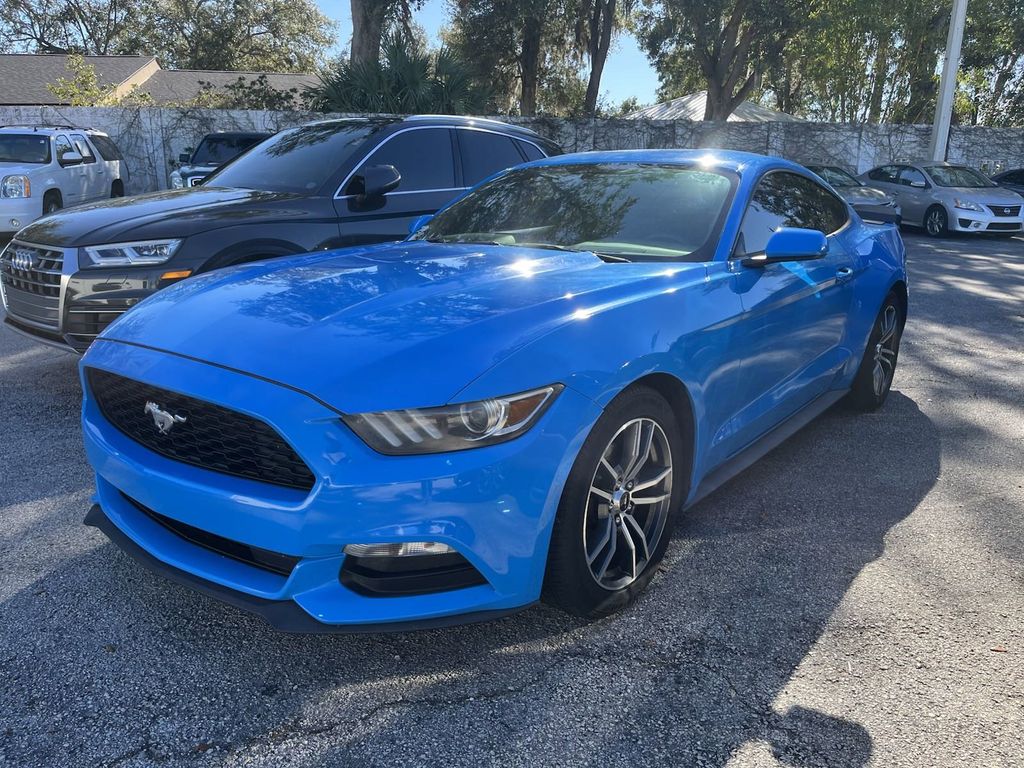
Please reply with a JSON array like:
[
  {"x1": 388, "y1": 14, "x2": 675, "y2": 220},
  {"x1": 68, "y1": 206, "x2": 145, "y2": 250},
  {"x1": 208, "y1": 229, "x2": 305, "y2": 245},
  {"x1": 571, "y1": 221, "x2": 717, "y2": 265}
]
[{"x1": 144, "y1": 401, "x2": 186, "y2": 434}]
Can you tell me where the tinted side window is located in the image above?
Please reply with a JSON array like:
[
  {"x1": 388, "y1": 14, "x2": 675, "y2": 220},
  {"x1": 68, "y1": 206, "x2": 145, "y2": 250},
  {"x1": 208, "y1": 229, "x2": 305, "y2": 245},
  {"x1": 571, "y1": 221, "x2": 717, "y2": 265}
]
[
  {"x1": 868, "y1": 165, "x2": 898, "y2": 183},
  {"x1": 459, "y1": 130, "x2": 528, "y2": 185},
  {"x1": 516, "y1": 139, "x2": 545, "y2": 162},
  {"x1": 89, "y1": 135, "x2": 124, "y2": 162},
  {"x1": 898, "y1": 167, "x2": 926, "y2": 186},
  {"x1": 54, "y1": 135, "x2": 75, "y2": 166},
  {"x1": 70, "y1": 134, "x2": 96, "y2": 163},
  {"x1": 736, "y1": 172, "x2": 848, "y2": 256},
  {"x1": 358, "y1": 128, "x2": 455, "y2": 193}
]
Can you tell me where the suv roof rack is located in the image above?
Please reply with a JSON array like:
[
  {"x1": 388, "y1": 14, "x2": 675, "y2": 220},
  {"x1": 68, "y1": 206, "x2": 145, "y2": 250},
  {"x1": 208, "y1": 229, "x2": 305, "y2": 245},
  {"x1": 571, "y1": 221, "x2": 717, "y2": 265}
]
[{"x1": 0, "y1": 124, "x2": 80, "y2": 132}]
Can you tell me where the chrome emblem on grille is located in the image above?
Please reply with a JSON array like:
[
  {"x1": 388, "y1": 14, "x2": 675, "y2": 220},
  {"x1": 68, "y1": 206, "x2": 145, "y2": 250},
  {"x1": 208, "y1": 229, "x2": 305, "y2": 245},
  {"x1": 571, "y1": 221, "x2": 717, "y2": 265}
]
[
  {"x1": 144, "y1": 401, "x2": 186, "y2": 434},
  {"x1": 11, "y1": 249, "x2": 35, "y2": 271}
]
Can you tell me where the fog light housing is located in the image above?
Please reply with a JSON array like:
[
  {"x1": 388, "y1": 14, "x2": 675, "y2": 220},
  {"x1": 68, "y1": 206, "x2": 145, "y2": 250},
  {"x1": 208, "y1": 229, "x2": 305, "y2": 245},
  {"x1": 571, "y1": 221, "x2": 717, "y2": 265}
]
[{"x1": 344, "y1": 541, "x2": 454, "y2": 558}]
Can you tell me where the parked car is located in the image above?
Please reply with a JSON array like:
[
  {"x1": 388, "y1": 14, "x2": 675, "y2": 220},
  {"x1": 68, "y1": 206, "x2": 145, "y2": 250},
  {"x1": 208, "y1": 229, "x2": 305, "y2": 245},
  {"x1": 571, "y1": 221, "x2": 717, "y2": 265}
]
[
  {"x1": 0, "y1": 115, "x2": 561, "y2": 352},
  {"x1": 0, "y1": 124, "x2": 128, "y2": 236},
  {"x1": 805, "y1": 164, "x2": 901, "y2": 223},
  {"x1": 859, "y1": 161, "x2": 1024, "y2": 237},
  {"x1": 170, "y1": 131, "x2": 270, "y2": 189},
  {"x1": 991, "y1": 168, "x2": 1024, "y2": 196},
  {"x1": 80, "y1": 150, "x2": 908, "y2": 631}
]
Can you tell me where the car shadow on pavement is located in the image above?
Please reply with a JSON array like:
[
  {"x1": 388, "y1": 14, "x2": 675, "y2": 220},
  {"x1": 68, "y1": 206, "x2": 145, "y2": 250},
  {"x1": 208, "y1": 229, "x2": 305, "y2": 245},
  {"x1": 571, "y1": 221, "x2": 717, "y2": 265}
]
[{"x1": 0, "y1": 387, "x2": 940, "y2": 767}]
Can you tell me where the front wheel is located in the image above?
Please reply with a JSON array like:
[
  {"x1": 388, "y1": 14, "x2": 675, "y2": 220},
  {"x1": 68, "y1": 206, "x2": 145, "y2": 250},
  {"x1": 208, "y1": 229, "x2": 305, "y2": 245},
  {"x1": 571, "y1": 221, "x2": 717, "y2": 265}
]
[
  {"x1": 847, "y1": 292, "x2": 904, "y2": 411},
  {"x1": 543, "y1": 387, "x2": 685, "y2": 618},
  {"x1": 924, "y1": 206, "x2": 948, "y2": 237}
]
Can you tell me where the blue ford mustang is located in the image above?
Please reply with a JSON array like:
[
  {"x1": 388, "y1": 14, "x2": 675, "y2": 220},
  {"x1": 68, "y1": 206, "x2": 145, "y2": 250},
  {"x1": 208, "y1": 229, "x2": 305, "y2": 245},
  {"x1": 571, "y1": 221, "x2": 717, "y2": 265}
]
[{"x1": 80, "y1": 150, "x2": 907, "y2": 631}]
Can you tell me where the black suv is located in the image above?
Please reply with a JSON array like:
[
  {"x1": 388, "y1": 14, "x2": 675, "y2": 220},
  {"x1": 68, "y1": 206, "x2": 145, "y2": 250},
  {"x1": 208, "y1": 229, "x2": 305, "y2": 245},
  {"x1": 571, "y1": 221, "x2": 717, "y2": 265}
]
[{"x1": 0, "y1": 116, "x2": 561, "y2": 352}]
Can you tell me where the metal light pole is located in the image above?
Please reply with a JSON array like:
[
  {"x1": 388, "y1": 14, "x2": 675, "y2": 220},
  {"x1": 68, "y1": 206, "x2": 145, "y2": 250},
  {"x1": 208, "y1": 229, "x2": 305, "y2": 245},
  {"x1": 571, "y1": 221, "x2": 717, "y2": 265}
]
[{"x1": 929, "y1": 0, "x2": 969, "y2": 161}]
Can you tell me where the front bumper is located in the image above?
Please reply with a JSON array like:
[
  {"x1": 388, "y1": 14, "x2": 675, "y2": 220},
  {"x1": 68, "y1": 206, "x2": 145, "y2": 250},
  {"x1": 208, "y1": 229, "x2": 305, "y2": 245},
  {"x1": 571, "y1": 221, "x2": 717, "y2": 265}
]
[
  {"x1": 0, "y1": 198, "x2": 42, "y2": 234},
  {"x1": 949, "y1": 208, "x2": 1023, "y2": 233},
  {"x1": 81, "y1": 340, "x2": 601, "y2": 630},
  {"x1": 1, "y1": 239, "x2": 188, "y2": 352}
]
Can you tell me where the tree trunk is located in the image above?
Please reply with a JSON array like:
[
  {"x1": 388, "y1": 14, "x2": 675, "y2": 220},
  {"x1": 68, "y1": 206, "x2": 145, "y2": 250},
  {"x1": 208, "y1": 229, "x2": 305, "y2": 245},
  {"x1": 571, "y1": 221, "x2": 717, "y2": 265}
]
[
  {"x1": 866, "y1": 34, "x2": 889, "y2": 124},
  {"x1": 583, "y1": 0, "x2": 616, "y2": 116},
  {"x1": 350, "y1": 0, "x2": 387, "y2": 67},
  {"x1": 519, "y1": 15, "x2": 542, "y2": 115}
]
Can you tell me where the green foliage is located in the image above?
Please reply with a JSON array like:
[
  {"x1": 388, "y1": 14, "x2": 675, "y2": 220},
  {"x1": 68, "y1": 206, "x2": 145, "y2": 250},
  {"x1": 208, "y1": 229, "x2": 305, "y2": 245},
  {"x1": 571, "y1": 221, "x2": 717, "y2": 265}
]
[
  {"x1": 46, "y1": 53, "x2": 154, "y2": 106},
  {"x1": 185, "y1": 76, "x2": 305, "y2": 111},
  {"x1": 308, "y1": 33, "x2": 491, "y2": 115}
]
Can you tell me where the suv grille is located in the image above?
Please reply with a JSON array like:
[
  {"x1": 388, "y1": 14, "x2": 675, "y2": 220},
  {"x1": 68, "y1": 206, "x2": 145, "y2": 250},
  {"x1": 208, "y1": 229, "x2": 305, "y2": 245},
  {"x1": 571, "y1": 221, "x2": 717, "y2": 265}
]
[
  {"x1": 0, "y1": 242, "x2": 64, "y2": 330},
  {"x1": 988, "y1": 204, "x2": 1022, "y2": 217},
  {"x1": 87, "y1": 368, "x2": 316, "y2": 491}
]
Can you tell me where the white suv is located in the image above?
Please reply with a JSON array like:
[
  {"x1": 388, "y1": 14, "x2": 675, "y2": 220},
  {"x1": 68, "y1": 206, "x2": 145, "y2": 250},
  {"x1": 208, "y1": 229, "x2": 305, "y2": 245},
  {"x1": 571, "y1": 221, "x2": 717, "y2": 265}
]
[{"x1": 0, "y1": 125, "x2": 129, "y2": 236}]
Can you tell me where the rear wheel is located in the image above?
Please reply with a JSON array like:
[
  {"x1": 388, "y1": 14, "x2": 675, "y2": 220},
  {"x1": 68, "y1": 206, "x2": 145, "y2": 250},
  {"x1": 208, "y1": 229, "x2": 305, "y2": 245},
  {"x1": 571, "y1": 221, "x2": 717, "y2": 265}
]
[
  {"x1": 111, "y1": 180, "x2": 124, "y2": 198},
  {"x1": 847, "y1": 291, "x2": 904, "y2": 411},
  {"x1": 543, "y1": 387, "x2": 685, "y2": 618},
  {"x1": 924, "y1": 205, "x2": 948, "y2": 237}
]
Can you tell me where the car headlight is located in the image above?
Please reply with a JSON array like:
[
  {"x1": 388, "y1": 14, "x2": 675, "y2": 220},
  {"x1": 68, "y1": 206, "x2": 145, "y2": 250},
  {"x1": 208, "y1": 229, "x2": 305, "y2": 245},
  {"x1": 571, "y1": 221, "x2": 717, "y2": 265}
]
[
  {"x1": 343, "y1": 384, "x2": 563, "y2": 455},
  {"x1": 170, "y1": 174, "x2": 184, "y2": 189},
  {"x1": 82, "y1": 239, "x2": 183, "y2": 267},
  {"x1": 953, "y1": 198, "x2": 984, "y2": 212},
  {"x1": 2, "y1": 175, "x2": 31, "y2": 199}
]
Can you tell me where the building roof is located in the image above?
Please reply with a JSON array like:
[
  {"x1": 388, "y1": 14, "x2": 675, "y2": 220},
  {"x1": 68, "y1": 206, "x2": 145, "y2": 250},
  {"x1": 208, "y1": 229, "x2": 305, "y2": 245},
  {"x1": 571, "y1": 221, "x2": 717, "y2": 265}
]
[
  {"x1": 624, "y1": 91, "x2": 803, "y2": 122},
  {"x1": 0, "y1": 54, "x2": 157, "y2": 105},
  {"x1": 140, "y1": 70, "x2": 318, "y2": 104},
  {"x1": 0, "y1": 54, "x2": 315, "y2": 106}
]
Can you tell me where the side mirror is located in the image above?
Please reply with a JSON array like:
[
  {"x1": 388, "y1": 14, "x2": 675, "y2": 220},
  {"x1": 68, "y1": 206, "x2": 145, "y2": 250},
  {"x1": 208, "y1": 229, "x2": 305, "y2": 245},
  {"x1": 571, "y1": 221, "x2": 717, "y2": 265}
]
[
  {"x1": 60, "y1": 151, "x2": 84, "y2": 167},
  {"x1": 909, "y1": 179, "x2": 927, "y2": 189},
  {"x1": 408, "y1": 213, "x2": 434, "y2": 235},
  {"x1": 178, "y1": 152, "x2": 192, "y2": 164},
  {"x1": 354, "y1": 164, "x2": 401, "y2": 199},
  {"x1": 742, "y1": 228, "x2": 828, "y2": 267}
]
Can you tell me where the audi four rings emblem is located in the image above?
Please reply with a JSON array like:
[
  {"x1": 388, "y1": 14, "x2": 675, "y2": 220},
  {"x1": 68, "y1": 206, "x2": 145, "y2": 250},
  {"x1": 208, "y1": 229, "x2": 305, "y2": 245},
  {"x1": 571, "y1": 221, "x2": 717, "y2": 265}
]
[{"x1": 11, "y1": 249, "x2": 36, "y2": 271}]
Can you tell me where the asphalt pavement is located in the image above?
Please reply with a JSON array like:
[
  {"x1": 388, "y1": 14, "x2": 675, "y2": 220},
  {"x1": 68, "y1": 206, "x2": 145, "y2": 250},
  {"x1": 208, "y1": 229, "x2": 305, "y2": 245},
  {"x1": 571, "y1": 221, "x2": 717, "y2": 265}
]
[{"x1": 1, "y1": 233, "x2": 1022, "y2": 767}]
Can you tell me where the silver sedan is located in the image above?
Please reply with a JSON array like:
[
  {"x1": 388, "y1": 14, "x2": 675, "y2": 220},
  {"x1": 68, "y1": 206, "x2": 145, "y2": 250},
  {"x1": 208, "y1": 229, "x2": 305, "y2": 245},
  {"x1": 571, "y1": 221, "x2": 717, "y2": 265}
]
[{"x1": 859, "y1": 162, "x2": 1024, "y2": 237}]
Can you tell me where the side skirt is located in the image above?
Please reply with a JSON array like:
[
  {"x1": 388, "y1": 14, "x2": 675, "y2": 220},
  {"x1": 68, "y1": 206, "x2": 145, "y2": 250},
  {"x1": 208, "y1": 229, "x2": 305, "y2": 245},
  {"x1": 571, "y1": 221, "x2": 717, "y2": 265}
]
[{"x1": 687, "y1": 389, "x2": 848, "y2": 508}]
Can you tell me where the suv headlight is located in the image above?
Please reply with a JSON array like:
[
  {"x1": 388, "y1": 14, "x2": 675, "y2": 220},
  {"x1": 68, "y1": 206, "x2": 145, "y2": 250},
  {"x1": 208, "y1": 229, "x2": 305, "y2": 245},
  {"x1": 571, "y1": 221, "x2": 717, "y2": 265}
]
[
  {"x1": 343, "y1": 385, "x2": 563, "y2": 455},
  {"x1": 2, "y1": 175, "x2": 31, "y2": 198},
  {"x1": 953, "y1": 198, "x2": 984, "y2": 212},
  {"x1": 82, "y1": 239, "x2": 183, "y2": 267},
  {"x1": 170, "y1": 173, "x2": 184, "y2": 189}
]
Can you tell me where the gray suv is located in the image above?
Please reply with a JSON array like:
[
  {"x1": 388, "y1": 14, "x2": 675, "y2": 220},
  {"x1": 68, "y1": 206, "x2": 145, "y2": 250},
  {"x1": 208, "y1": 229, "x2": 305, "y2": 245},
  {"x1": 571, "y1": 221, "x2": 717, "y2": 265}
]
[
  {"x1": 860, "y1": 161, "x2": 1023, "y2": 237},
  {"x1": 0, "y1": 125, "x2": 129, "y2": 235}
]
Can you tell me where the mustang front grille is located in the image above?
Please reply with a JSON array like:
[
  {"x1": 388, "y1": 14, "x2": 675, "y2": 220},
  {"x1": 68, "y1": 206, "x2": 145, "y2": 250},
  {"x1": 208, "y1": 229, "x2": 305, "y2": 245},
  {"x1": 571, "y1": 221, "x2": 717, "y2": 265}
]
[{"x1": 87, "y1": 368, "x2": 316, "y2": 491}]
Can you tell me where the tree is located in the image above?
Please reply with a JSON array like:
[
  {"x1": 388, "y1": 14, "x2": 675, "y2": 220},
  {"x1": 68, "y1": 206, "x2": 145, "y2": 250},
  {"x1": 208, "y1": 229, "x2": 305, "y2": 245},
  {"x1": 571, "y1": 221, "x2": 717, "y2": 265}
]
[
  {"x1": 308, "y1": 31, "x2": 491, "y2": 114},
  {"x1": 576, "y1": 0, "x2": 635, "y2": 116},
  {"x1": 349, "y1": 0, "x2": 424, "y2": 68},
  {"x1": 635, "y1": 0, "x2": 804, "y2": 121},
  {"x1": 1, "y1": 0, "x2": 334, "y2": 72},
  {"x1": 46, "y1": 53, "x2": 153, "y2": 104},
  {"x1": 959, "y1": 0, "x2": 1024, "y2": 125}
]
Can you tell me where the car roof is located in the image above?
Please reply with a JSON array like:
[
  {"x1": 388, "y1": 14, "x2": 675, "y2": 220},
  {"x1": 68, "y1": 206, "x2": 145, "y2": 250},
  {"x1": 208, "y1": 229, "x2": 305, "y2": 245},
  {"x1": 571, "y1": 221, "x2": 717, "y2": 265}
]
[
  {"x1": 200, "y1": 131, "x2": 271, "y2": 139},
  {"x1": 0, "y1": 125, "x2": 111, "y2": 139},
  {"x1": 527, "y1": 149, "x2": 808, "y2": 175},
  {"x1": 298, "y1": 115, "x2": 556, "y2": 144}
]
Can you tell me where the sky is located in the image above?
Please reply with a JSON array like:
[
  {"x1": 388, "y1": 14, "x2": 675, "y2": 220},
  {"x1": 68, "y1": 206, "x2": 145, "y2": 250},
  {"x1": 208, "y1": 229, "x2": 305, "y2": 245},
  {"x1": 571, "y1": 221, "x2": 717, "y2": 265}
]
[{"x1": 315, "y1": 0, "x2": 661, "y2": 107}]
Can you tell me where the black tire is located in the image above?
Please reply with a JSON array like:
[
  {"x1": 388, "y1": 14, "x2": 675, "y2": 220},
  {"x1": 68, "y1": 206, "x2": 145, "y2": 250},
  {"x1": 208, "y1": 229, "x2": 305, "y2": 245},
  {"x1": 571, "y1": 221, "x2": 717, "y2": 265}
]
[
  {"x1": 924, "y1": 205, "x2": 948, "y2": 238},
  {"x1": 847, "y1": 291, "x2": 904, "y2": 411},
  {"x1": 543, "y1": 386, "x2": 686, "y2": 619},
  {"x1": 43, "y1": 192, "x2": 62, "y2": 215},
  {"x1": 111, "y1": 180, "x2": 124, "y2": 198}
]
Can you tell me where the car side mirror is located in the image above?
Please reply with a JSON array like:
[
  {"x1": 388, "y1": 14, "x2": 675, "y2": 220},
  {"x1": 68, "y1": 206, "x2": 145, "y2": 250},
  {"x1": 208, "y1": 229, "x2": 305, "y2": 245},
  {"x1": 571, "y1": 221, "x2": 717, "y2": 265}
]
[
  {"x1": 742, "y1": 228, "x2": 828, "y2": 267},
  {"x1": 354, "y1": 164, "x2": 401, "y2": 199},
  {"x1": 909, "y1": 179, "x2": 927, "y2": 189},
  {"x1": 408, "y1": 214, "x2": 434, "y2": 235},
  {"x1": 178, "y1": 152, "x2": 191, "y2": 164},
  {"x1": 60, "y1": 151, "x2": 84, "y2": 167}
]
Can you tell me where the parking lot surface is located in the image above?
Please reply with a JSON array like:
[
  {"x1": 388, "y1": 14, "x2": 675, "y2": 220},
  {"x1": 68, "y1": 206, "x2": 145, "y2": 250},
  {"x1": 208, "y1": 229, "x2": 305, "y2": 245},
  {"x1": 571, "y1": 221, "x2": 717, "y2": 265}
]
[{"x1": 1, "y1": 233, "x2": 1022, "y2": 767}]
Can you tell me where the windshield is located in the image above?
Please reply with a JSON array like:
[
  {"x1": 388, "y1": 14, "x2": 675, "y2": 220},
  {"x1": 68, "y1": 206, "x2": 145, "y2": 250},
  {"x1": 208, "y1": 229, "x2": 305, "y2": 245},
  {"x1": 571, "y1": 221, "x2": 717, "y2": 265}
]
[
  {"x1": 0, "y1": 134, "x2": 51, "y2": 164},
  {"x1": 203, "y1": 122, "x2": 378, "y2": 194},
  {"x1": 809, "y1": 165, "x2": 861, "y2": 187},
  {"x1": 412, "y1": 163, "x2": 735, "y2": 262},
  {"x1": 927, "y1": 166, "x2": 995, "y2": 188},
  {"x1": 191, "y1": 134, "x2": 267, "y2": 165}
]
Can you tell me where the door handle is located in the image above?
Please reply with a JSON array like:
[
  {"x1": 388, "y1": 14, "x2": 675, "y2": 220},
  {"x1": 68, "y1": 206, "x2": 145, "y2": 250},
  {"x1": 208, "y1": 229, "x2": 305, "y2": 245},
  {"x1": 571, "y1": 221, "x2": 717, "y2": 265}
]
[{"x1": 836, "y1": 267, "x2": 854, "y2": 282}]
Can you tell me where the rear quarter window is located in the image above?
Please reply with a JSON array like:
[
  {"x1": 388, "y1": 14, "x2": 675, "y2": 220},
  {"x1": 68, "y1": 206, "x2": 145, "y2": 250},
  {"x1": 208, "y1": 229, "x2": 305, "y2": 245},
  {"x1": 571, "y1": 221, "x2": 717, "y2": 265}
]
[{"x1": 88, "y1": 135, "x2": 124, "y2": 162}]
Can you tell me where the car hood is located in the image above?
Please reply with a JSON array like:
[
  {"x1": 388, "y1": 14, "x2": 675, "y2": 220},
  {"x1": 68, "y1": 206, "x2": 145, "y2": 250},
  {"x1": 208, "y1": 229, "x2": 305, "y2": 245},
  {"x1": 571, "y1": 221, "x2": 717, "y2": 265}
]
[
  {"x1": 0, "y1": 161, "x2": 44, "y2": 176},
  {"x1": 98, "y1": 241, "x2": 704, "y2": 413},
  {"x1": 838, "y1": 185, "x2": 891, "y2": 204},
  {"x1": 14, "y1": 187, "x2": 306, "y2": 247}
]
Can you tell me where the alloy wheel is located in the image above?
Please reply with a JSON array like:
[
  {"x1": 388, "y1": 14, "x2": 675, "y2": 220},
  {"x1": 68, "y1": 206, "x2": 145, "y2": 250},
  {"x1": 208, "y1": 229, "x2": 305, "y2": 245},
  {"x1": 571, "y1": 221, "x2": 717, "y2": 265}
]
[
  {"x1": 926, "y1": 209, "x2": 945, "y2": 236},
  {"x1": 583, "y1": 418, "x2": 673, "y2": 590},
  {"x1": 872, "y1": 305, "x2": 899, "y2": 396}
]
